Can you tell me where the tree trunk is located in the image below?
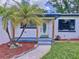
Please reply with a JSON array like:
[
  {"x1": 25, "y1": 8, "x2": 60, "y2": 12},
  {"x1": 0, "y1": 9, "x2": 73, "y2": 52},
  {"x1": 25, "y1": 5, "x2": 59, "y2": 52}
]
[
  {"x1": 6, "y1": 22, "x2": 18, "y2": 47},
  {"x1": 36, "y1": 27, "x2": 38, "y2": 44},
  {"x1": 16, "y1": 27, "x2": 25, "y2": 41},
  {"x1": 11, "y1": 22, "x2": 15, "y2": 40}
]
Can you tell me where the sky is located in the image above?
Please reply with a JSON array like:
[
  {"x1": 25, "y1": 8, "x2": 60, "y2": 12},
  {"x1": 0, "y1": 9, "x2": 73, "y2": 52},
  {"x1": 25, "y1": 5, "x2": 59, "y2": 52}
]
[
  {"x1": 0, "y1": 0, "x2": 50, "y2": 9},
  {"x1": 0, "y1": 0, "x2": 21, "y2": 6},
  {"x1": 0, "y1": 0, "x2": 56, "y2": 13},
  {"x1": 0, "y1": 0, "x2": 48, "y2": 6}
]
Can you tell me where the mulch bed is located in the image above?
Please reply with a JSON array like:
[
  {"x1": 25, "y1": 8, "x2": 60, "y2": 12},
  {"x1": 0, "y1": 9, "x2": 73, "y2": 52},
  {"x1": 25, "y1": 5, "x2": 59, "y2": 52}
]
[{"x1": 0, "y1": 42, "x2": 35, "y2": 59}]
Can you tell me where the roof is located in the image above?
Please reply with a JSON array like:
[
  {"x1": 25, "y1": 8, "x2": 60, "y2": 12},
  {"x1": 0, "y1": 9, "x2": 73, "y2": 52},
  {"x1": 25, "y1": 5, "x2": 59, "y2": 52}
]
[{"x1": 36, "y1": 13, "x2": 79, "y2": 17}]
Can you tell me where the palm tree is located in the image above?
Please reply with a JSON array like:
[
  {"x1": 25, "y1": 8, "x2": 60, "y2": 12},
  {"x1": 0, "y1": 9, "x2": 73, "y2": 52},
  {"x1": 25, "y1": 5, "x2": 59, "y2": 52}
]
[
  {"x1": 12, "y1": 0, "x2": 43, "y2": 38},
  {"x1": 0, "y1": 6, "x2": 5, "y2": 15},
  {"x1": 2, "y1": 6, "x2": 22, "y2": 48},
  {"x1": 1, "y1": 0, "x2": 43, "y2": 48},
  {"x1": 13, "y1": 1, "x2": 43, "y2": 43}
]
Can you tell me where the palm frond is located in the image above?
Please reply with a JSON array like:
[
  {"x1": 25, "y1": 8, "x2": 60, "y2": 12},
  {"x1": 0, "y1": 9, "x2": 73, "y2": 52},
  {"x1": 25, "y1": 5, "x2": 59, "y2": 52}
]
[{"x1": 2, "y1": 17, "x2": 8, "y2": 30}]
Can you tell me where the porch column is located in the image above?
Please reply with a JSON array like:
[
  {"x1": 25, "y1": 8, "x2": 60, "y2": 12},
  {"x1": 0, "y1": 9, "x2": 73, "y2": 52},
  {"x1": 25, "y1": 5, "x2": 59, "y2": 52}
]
[
  {"x1": 36, "y1": 27, "x2": 38, "y2": 43},
  {"x1": 52, "y1": 17, "x2": 55, "y2": 41}
]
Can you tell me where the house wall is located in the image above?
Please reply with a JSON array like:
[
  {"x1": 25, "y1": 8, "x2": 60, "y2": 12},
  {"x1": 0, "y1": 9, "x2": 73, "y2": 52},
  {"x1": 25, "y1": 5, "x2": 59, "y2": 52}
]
[
  {"x1": 15, "y1": 20, "x2": 53, "y2": 39},
  {"x1": 54, "y1": 16, "x2": 79, "y2": 39},
  {"x1": 15, "y1": 26, "x2": 37, "y2": 38},
  {"x1": 0, "y1": 16, "x2": 53, "y2": 45},
  {"x1": 0, "y1": 17, "x2": 10, "y2": 45},
  {"x1": 48, "y1": 20, "x2": 53, "y2": 38}
]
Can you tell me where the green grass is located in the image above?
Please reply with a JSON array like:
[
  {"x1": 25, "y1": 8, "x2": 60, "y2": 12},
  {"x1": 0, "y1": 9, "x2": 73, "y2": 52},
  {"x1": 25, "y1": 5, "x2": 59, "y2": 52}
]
[{"x1": 42, "y1": 42, "x2": 79, "y2": 59}]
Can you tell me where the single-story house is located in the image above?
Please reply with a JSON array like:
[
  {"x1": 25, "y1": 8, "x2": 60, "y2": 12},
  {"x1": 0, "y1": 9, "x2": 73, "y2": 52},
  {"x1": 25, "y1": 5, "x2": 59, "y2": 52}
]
[
  {"x1": 0, "y1": 13, "x2": 79, "y2": 45},
  {"x1": 54, "y1": 14, "x2": 79, "y2": 40}
]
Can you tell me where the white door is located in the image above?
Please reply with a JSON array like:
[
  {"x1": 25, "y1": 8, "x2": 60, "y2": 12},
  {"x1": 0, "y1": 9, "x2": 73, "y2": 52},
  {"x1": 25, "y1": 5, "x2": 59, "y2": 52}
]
[{"x1": 40, "y1": 22, "x2": 49, "y2": 38}]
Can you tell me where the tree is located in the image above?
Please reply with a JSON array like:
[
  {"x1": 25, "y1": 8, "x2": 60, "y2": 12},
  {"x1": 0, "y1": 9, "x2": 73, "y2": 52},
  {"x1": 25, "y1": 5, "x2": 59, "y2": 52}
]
[
  {"x1": 0, "y1": 0, "x2": 43, "y2": 48},
  {"x1": 12, "y1": 0, "x2": 44, "y2": 41},
  {"x1": 51, "y1": 0, "x2": 79, "y2": 13},
  {"x1": 0, "y1": 6, "x2": 5, "y2": 15},
  {"x1": 55, "y1": 1, "x2": 65, "y2": 13},
  {"x1": 74, "y1": 0, "x2": 79, "y2": 13},
  {"x1": 1, "y1": 6, "x2": 22, "y2": 48},
  {"x1": 53, "y1": 0, "x2": 71, "y2": 13}
]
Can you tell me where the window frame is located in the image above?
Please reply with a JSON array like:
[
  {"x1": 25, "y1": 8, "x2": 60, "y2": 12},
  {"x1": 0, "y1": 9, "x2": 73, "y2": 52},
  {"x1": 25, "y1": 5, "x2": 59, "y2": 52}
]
[
  {"x1": 20, "y1": 23, "x2": 36, "y2": 29},
  {"x1": 58, "y1": 19, "x2": 76, "y2": 32}
]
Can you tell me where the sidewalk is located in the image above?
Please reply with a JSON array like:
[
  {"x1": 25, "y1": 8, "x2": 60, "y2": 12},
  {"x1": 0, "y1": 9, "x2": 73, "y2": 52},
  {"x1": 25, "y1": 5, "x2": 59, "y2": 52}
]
[{"x1": 14, "y1": 45, "x2": 51, "y2": 59}]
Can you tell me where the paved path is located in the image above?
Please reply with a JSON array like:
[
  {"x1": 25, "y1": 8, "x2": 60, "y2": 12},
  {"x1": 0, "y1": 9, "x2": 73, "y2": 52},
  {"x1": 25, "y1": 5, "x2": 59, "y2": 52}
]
[{"x1": 14, "y1": 45, "x2": 51, "y2": 59}]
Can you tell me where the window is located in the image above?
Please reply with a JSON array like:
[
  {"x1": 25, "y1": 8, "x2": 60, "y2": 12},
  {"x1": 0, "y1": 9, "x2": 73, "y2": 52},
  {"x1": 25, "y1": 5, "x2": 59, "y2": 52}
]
[
  {"x1": 20, "y1": 22, "x2": 36, "y2": 29},
  {"x1": 58, "y1": 19, "x2": 75, "y2": 32},
  {"x1": 43, "y1": 23, "x2": 46, "y2": 33}
]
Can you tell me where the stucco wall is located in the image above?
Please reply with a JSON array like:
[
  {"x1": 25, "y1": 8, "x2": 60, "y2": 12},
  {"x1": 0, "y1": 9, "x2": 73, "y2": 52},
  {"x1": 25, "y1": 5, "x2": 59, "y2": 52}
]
[
  {"x1": 0, "y1": 17, "x2": 10, "y2": 45},
  {"x1": 48, "y1": 20, "x2": 53, "y2": 38},
  {"x1": 15, "y1": 20, "x2": 53, "y2": 39},
  {"x1": 15, "y1": 26, "x2": 36, "y2": 38},
  {"x1": 54, "y1": 16, "x2": 79, "y2": 39},
  {"x1": 0, "y1": 16, "x2": 53, "y2": 44}
]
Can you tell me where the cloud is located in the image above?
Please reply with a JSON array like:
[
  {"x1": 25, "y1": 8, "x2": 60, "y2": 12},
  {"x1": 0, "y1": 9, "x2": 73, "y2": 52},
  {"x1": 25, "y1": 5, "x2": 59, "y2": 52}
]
[{"x1": 0, "y1": 0, "x2": 21, "y2": 6}]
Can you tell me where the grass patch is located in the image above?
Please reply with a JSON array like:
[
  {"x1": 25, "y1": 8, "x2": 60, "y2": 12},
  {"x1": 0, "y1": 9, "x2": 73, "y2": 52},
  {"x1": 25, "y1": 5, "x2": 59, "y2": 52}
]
[{"x1": 42, "y1": 42, "x2": 79, "y2": 59}]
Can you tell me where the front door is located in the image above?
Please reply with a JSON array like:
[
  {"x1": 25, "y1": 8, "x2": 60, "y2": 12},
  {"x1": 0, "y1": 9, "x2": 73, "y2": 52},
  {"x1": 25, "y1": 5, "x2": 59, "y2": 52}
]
[{"x1": 40, "y1": 22, "x2": 49, "y2": 38}]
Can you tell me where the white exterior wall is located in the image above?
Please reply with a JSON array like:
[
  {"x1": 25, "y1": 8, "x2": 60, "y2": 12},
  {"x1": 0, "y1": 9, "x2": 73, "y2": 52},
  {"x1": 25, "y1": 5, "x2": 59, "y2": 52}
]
[
  {"x1": 38, "y1": 26, "x2": 42, "y2": 37},
  {"x1": 0, "y1": 16, "x2": 53, "y2": 44},
  {"x1": 54, "y1": 16, "x2": 79, "y2": 39},
  {"x1": 0, "y1": 17, "x2": 10, "y2": 45},
  {"x1": 48, "y1": 20, "x2": 53, "y2": 38},
  {"x1": 15, "y1": 26, "x2": 36, "y2": 38},
  {"x1": 15, "y1": 20, "x2": 53, "y2": 39}
]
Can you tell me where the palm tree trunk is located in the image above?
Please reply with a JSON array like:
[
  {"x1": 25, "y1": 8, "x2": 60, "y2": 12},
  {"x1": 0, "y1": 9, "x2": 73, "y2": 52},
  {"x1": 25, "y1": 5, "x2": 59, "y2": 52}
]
[
  {"x1": 6, "y1": 22, "x2": 18, "y2": 47},
  {"x1": 6, "y1": 22, "x2": 12, "y2": 43},
  {"x1": 11, "y1": 21, "x2": 26, "y2": 43},
  {"x1": 11, "y1": 23, "x2": 15, "y2": 40},
  {"x1": 11, "y1": 21, "x2": 26, "y2": 42},
  {"x1": 16, "y1": 27, "x2": 25, "y2": 41},
  {"x1": 36, "y1": 27, "x2": 38, "y2": 44}
]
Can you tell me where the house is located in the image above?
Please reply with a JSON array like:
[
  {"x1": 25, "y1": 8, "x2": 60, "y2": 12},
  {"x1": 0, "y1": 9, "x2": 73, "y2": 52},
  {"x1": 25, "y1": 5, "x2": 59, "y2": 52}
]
[
  {"x1": 54, "y1": 14, "x2": 79, "y2": 40},
  {"x1": 15, "y1": 13, "x2": 79, "y2": 43},
  {"x1": 15, "y1": 13, "x2": 55, "y2": 45},
  {"x1": 0, "y1": 13, "x2": 79, "y2": 45}
]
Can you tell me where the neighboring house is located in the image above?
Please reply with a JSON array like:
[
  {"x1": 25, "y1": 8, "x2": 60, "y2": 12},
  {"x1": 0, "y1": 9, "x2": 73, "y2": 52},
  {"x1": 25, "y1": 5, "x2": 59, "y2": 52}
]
[{"x1": 0, "y1": 13, "x2": 79, "y2": 45}]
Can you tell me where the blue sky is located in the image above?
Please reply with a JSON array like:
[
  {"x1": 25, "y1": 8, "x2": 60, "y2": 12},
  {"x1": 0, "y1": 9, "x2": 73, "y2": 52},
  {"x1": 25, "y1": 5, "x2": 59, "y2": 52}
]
[
  {"x1": 0, "y1": 0, "x2": 50, "y2": 9},
  {"x1": 0, "y1": 0, "x2": 48, "y2": 6},
  {"x1": 0, "y1": 0, "x2": 56, "y2": 13}
]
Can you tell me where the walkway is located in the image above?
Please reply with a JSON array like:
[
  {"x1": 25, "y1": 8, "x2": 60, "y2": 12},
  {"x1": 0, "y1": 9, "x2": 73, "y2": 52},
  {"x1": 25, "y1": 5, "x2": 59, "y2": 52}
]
[{"x1": 12, "y1": 45, "x2": 51, "y2": 59}]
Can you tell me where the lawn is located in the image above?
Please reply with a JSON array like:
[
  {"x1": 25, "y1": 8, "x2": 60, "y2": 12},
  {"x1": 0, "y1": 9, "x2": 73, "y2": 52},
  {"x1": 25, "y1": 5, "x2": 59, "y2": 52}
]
[{"x1": 42, "y1": 42, "x2": 79, "y2": 59}]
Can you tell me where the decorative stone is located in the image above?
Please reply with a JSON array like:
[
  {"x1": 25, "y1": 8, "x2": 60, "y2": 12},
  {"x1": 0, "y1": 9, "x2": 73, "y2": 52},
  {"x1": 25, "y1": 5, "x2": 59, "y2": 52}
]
[{"x1": 9, "y1": 43, "x2": 22, "y2": 49}]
